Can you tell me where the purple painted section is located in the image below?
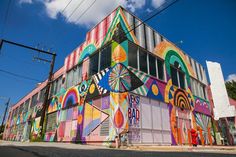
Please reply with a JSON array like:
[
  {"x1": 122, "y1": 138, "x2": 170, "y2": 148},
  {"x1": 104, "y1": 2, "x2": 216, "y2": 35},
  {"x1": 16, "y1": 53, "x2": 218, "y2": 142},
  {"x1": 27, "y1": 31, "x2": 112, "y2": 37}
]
[
  {"x1": 194, "y1": 96, "x2": 211, "y2": 116},
  {"x1": 76, "y1": 101, "x2": 86, "y2": 143},
  {"x1": 101, "y1": 96, "x2": 110, "y2": 110},
  {"x1": 157, "y1": 81, "x2": 166, "y2": 98}
]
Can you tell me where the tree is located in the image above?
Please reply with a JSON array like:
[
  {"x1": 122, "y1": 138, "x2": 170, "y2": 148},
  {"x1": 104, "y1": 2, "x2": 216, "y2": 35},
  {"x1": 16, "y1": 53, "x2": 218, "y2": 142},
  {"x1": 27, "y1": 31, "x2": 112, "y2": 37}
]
[{"x1": 225, "y1": 80, "x2": 236, "y2": 100}]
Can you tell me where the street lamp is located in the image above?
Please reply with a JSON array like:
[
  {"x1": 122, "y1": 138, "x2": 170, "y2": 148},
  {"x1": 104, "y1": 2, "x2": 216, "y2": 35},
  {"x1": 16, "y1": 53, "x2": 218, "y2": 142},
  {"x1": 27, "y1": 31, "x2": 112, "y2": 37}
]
[{"x1": 0, "y1": 38, "x2": 56, "y2": 138}]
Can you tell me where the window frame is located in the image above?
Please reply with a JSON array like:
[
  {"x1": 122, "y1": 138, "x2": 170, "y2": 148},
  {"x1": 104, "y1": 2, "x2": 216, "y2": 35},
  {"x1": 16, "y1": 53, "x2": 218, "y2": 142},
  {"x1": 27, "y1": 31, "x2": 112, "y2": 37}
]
[{"x1": 170, "y1": 64, "x2": 186, "y2": 90}]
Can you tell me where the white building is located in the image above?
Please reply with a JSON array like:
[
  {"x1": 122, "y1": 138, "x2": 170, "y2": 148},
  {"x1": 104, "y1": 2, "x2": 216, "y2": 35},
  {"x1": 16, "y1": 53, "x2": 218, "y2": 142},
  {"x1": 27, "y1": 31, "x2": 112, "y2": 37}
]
[{"x1": 206, "y1": 61, "x2": 235, "y2": 120}]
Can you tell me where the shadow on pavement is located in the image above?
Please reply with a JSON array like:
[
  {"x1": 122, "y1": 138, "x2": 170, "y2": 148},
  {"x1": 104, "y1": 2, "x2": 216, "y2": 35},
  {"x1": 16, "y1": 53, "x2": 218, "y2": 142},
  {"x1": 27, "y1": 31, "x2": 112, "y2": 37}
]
[{"x1": 0, "y1": 145, "x2": 235, "y2": 157}]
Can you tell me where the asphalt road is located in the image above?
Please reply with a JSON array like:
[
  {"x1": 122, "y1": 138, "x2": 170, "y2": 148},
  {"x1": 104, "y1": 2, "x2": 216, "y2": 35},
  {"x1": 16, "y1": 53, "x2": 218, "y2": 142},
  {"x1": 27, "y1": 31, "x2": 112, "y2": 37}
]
[{"x1": 0, "y1": 145, "x2": 235, "y2": 157}]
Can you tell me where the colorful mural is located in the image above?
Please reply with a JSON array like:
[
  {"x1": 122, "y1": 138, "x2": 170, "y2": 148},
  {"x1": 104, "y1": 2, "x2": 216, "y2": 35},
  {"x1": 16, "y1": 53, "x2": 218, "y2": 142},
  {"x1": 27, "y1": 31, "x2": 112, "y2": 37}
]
[
  {"x1": 194, "y1": 112, "x2": 213, "y2": 145},
  {"x1": 4, "y1": 7, "x2": 214, "y2": 147},
  {"x1": 194, "y1": 96, "x2": 211, "y2": 116},
  {"x1": 62, "y1": 86, "x2": 80, "y2": 109}
]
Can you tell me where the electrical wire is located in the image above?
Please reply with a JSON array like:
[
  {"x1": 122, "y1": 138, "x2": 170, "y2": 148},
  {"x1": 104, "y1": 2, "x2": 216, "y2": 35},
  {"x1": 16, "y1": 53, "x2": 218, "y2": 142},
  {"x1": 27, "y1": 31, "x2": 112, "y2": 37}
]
[
  {"x1": 67, "y1": 0, "x2": 86, "y2": 22},
  {"x1": 0, "y1": 69, "x2": 41, "y2": 82},
  {"x1": 76, "y1": 0, "x2": 97, "y2": 22},
  {"x1": 61, "y1": 0, "x2": 74, "y2": 15},
  {"x1": 121, "y1": 0, "x2": 179, "y2": 40}
]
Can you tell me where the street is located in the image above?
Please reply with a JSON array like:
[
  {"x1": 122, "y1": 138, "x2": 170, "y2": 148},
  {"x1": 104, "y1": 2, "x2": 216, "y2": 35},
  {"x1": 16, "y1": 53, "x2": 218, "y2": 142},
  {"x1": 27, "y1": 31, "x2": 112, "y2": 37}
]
[{"x1": 0, "y1": 141, "x2": 236, "y2": 157}]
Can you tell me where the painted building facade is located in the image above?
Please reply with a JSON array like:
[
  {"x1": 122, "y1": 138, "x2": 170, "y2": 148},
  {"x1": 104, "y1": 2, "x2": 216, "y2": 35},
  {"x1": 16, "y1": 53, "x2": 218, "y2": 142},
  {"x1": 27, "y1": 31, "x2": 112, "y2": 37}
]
[{"x1": 3, "y1": 7, "x2": 214, "y2": 146}]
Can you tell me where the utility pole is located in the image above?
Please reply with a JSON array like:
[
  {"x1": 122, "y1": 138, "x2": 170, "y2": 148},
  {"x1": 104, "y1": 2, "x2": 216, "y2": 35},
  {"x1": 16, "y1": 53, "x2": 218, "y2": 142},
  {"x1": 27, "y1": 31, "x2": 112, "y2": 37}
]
[
  {"x1": 0, "y1": 39, "x2": 56, "y2": 138},
  {"x1": 0, "y1": 97, "x2": 10, "y2": 133},
  {"x1": 39, "y1": 54, "x2": 56, "y2": 137}
]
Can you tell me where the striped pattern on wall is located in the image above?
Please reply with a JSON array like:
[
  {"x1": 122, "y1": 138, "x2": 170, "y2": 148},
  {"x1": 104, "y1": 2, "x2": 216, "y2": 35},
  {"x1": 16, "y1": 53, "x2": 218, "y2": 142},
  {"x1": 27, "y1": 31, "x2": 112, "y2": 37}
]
[
  {"x1": 64, "y1": 7, "x2": 208, "y2": 85},
  {"x1": 64, "y1": 9, "x2": 117, "y2": 72}
]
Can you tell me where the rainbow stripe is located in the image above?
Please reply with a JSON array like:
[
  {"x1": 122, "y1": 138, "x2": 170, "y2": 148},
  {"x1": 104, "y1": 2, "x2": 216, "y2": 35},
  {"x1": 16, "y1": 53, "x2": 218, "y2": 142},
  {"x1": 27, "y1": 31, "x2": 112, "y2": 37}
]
[{"x1": 62, "y1": 87, "x2": 80, "y2": 108}]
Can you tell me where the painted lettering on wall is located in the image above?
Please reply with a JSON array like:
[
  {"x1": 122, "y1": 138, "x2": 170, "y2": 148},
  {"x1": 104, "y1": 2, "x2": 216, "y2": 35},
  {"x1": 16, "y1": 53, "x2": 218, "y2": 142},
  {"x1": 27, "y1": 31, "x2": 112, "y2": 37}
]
[{"x1": 128, "y1": 94, "x2": 140, "y2": 128}]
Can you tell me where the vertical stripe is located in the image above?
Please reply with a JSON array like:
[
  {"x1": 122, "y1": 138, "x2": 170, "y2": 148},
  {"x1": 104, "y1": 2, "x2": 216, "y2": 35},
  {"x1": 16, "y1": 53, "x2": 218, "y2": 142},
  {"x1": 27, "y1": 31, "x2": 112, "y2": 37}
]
[
  {"x1": 154, "y1": 32, "x2": 161, "y2": 46},
  {"x1": 99, "y1": 20, "x2": 105, "y2": 43},
  {"x1": 72, "y1": 51, "x2": 76, "y2": 67},
  {"x1": 75, "y1": 48, "x2": 80, "y2": 65},
  {"x1": 143, "y1": 24, "x2": 147, "y2": 50},
  {"x1": 104, "y1": 17, "x2": 108, "y2": 35},
  {"x1": 90, "y1": 27, "x2": 96, "y2": 43},
  {"x1": 135, "y1": 18, "x2": 145, "y2": 48},
  {"x1": 153, "y1": 30, "x2": 156, "y2": 48},
  {"x1": 145, "y1": 26, "x2": 154, "y2": 52},
  {"x1": 86, "y1": 31, "x2": 91, "y2": 43},
  {"x1": 123, "y1": 9, "x2": 133, "y2": 32},
  {"x1": 95, "y1": 25, "x2": 99, "y2": 44},
  {"x1": 64, "y1": 57, "x2": 68, "y2": 72},
  {"x1": 67, "y1": 55, "x2": 70, "y2": 72}
]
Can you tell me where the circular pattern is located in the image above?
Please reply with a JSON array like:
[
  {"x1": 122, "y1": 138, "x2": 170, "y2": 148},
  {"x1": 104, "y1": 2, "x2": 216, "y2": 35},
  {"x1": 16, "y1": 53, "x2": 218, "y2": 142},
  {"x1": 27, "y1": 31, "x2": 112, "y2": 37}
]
[
  {"x1": 109, "y1": 64, "x2": 131, "y2": 92},
  {"x1": 89, "y1": 83, "x2": 95, "y2": 94},
  {"x1": 151, "y1": 84, "x2": 159, "y2": 96},
  {"x1": 79, "y1": 80, "x2": 88, "y2": 96},
  {"x1": 174, "y1": 89, "x2": 191, "y2": 110}
]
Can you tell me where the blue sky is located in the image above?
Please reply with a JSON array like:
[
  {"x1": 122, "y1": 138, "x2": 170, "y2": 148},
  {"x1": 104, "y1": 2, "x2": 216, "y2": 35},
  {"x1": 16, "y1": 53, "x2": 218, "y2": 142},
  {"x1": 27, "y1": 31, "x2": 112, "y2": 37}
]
[{"x1": 0, "y1": 0, "x2": 236, "y2": 119}]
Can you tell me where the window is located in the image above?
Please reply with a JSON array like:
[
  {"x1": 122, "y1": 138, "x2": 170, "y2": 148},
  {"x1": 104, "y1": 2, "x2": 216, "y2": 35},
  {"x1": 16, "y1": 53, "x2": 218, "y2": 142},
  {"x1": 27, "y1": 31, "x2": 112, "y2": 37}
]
[
  {"x1": 50, "y1": 76, "x2": 63, "y2": 96},
  {"x1": 57, "y1": 76, "x2": 62, "y2": 92},
  {"x1": 24, "y1": 99, "x2": 30, "y2": 112},
  {"x1": 72, "y1": 67, "x2": 78, "y2": 86},
  {"x1": 15, "y1": 107, "x2": 19, "y2": 115},
  {"x1": 202, "y1": 85, "x2": 206, "y2": 99},
  {"x1": 198, "y1": 64, "x2": 203, "y2": 81},
  {"x1": 190, "y1": 77, "x2": 207, "y2": 99},
  {"x1": 19, "y1": 104, "x2": 24, "y2": 114},
  {"x1": 74, "y1": 65, "x2": 84, "y2": 85},
  {"x1": 39, "y1": 87, "x2": 46, "y2": 103},
  {"x1": 75, "y1": 64, "x2": 82, "y2": 84},
  {"x1": 139, "y1": 48, "x2": 147, "y2": 73},
  {"x1": 66, "y1": 70, "x2": 73, "y2": 88},
  {"x1": 46, "y1": 112, "x2": 57, "y2": 132},
  {"x1": 178, "y1": 71, "x2": 185, "y2": 89},
  {"x1": 100, "y1": 45, "x2": 111, "y2": 71},
  {"x1": 171, "y1": 66, "x2": 178, "y2": 87},
  {"x1": 89, "y1": 52, "x2": 99, "y2": 76},
  {"x1": 157, "y1": 59, "x2": 164, "y2": 80},
  {"x1": 170, "y1": 63, "x2": 186, "y2": 89},
  {"x1": 31, "y1": 93, "x2": 38, "y2": 108},
  {"x1": 148, "y1": 54, "x2": 156, "y2": 77},
  {"x1": 128, "y1": 42, "x2": 138, "y2": 69},
  {"x1": 194, "y1": 60, "x2": 199, "y2": 80}
]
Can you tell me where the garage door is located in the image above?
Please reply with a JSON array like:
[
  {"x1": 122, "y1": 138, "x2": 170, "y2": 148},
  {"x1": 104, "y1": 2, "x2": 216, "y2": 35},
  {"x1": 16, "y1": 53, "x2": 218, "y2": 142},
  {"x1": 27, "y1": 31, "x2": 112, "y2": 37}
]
[{"x1": 128, "y1": 95, "x2": 171, "y2": 144}]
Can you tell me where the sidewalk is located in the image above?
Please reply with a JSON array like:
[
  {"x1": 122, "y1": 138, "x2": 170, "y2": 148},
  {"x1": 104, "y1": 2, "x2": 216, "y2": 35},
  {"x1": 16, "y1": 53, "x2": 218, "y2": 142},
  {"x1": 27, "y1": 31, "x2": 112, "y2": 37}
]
[
  {"x1": 122, "y1": 145, "x2": 236, "y2": 154},
  {"x1": 1, "y1": 140, "x2": 236, "y2": 154}
]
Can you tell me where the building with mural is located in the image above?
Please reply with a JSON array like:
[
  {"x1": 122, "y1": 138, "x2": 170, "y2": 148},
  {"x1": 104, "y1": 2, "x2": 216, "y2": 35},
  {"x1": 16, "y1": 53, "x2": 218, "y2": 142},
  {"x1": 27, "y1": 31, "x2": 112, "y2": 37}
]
[{"x1": 3, "y1": 6, "x2": 214, "y2": 146}]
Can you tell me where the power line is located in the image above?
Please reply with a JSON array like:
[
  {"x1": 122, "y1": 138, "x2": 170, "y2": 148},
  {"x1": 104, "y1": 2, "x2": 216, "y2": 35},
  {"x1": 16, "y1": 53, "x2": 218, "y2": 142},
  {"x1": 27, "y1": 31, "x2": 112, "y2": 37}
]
[
  {"x1": 76, "y1": 0, "x2": 97, "y2": 21},
  {"x1": 67, "y1": 0, "x2": 86, "y2": 22},
  {"x1": 1, "y1": 0, "x2": 12, "y2": 37},
  {"x1": 61, "y1": 0, "x2": 74, "y2": 15},
  {"x1": 122, "y1": 0, "x2": 179, "y2": 39},
  {"x1": 0, "y1": 69, "x2": 41, "y2": 82},
  {"x1": 63, "y1": 0, "x2": 176, "y2": 55}
]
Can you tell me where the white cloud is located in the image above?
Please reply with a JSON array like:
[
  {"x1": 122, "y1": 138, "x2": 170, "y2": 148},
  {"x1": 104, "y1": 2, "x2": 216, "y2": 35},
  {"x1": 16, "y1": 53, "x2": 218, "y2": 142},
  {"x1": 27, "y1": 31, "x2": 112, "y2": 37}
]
[
  {"x1": 152, "y1": 0, "x2": 166, "y2": 8},
  {"x1": 19, "y1": 0, "x2": 32, "y2": 4},
  {"x1": 42, "y1": 0, "x2": 146, "y2": 27},
  {"x1": 226, "y1": 74, "x2": 236, "y2": 82},
  {"x1": 18, "y1": 0, "x2": 166, "y2": 27}
]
